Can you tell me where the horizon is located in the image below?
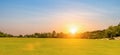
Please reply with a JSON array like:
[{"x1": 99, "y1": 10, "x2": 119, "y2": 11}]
[{"x1": 0, "y1": 0, "x2": 120, "y2": 35}]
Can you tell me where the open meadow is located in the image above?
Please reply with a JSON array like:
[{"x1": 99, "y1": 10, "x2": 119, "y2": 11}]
[{"x1": 0, "y1": 38, "x2": 120, "y2": 55}]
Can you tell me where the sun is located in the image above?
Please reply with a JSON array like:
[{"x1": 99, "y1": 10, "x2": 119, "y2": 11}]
[{"x1": 69, "y1": 26, "x2": 78, "y2": 34}]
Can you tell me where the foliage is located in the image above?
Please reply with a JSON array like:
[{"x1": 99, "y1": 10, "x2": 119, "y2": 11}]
[
  {"x1": 0, "y1": 31, "x2": 13, "y2": 37},
  {"x1": 0, "y1": 23, "x2": 120, "y2": 39}
]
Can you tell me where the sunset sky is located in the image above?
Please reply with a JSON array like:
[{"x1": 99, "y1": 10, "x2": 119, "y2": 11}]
[{"x1": 0, "y1": 0, "x2": 120, "y2": 35}]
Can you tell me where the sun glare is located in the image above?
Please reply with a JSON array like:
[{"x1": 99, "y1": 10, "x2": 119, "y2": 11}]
[{"x1": 69, "y1": 26, "x2": 78, "y2": 34}]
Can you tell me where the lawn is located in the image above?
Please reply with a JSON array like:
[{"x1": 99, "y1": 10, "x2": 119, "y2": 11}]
[{"x1": 0, "y1": 38, "x2": 120, "y2": 55}]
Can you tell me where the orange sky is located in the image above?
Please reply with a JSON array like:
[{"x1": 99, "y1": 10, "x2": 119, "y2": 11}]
[{"x1": 0, "y1": 0, "x2": 120, "y2": 35}]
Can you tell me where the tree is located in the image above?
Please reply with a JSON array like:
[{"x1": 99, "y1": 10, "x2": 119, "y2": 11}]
[
  {"x1": 56, "y1": 32, "x2": 64, "y2": 38},
  {"x1": 34, "y1": 33, "x2": 41, "y2": 38},
  {"x1": 52, "y1": 30, "x2": 57, "y2": 38},
  {"x1": 105, "y1": 26, "x2": 114, "y2": 38},
  {"x1": 18, "y1": 35, "x2": 23, "y2": 38}
]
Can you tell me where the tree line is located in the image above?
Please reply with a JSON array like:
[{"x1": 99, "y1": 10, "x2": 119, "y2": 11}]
[
  {"x1": 0, "y1": 23, "x2": 120, "y2": 39},
  {"x1": 80, "y1": 23, "x2": 120, "y2": 39}
]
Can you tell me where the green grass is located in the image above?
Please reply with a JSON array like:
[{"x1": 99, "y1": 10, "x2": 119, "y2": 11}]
[{"x1": 0, "y1": 38, "x2": 120, "y2": 55}]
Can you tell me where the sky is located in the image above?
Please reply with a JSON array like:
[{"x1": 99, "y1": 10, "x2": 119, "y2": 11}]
[{"x1": 0, "y1": 0, "x2": 120, "y2": 35}]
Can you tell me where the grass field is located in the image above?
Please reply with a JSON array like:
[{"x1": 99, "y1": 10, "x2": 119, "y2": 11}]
[{"x1": 0, "y1": 38, "x2": 120, "y2": 55}]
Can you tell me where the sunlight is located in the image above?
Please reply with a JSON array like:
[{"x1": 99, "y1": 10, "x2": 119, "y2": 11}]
[{"x1": 69, "y1": 26, "x2": 78, "y2": 34}]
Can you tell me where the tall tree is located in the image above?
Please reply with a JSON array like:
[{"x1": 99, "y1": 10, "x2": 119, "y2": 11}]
[{"x1": 52, "y1": 30, "x2": 56, "y2": 38}]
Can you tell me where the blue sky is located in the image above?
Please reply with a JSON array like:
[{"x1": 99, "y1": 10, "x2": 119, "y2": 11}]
[{"x1": 0, "y1": 0, "x2": 120, "y2": 35}]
